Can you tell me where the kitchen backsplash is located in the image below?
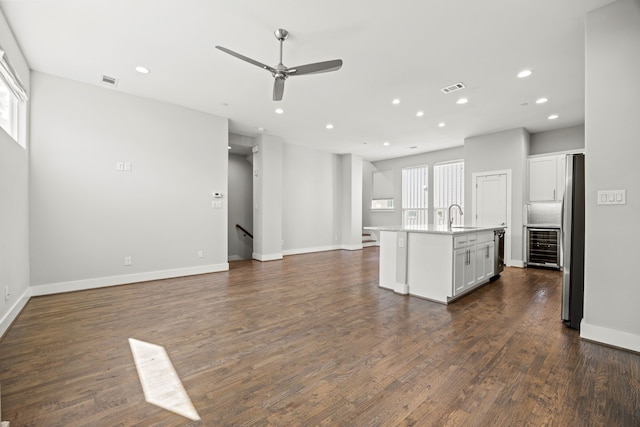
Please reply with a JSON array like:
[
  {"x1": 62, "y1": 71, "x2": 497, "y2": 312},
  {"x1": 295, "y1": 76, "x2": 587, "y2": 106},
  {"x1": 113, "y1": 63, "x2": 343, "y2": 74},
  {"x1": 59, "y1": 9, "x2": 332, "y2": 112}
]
[{"x1": 526, "y1": 202, "x2": 561, "y2": 225}]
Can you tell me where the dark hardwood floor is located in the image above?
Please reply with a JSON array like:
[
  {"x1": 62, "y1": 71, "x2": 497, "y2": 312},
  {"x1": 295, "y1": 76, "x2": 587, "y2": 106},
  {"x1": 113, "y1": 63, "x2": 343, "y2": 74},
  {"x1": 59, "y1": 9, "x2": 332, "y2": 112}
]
[{"x1": 1, "y1": 247, "x2": 638, "y2": 426}]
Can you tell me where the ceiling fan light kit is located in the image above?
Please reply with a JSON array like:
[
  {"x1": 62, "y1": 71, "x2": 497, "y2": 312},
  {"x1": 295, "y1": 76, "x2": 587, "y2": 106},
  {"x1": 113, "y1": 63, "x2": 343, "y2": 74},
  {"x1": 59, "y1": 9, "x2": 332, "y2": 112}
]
[{"x1": 216, "y1": 29, "x2": 343, "y2": 101}]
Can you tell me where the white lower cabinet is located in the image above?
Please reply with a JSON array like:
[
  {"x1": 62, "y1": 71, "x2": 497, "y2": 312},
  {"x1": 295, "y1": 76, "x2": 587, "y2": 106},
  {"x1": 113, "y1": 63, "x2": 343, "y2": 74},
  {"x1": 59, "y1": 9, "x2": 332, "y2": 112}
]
[
  {"x1": 476, "y1": 241, "x2": 495, "y2": 282},
  {"x1": 453, "y1": 237, "x2": 477, "y2": 296},
  {"x1": 453, "y1": 232, "x2": 494, "y2": 297}
]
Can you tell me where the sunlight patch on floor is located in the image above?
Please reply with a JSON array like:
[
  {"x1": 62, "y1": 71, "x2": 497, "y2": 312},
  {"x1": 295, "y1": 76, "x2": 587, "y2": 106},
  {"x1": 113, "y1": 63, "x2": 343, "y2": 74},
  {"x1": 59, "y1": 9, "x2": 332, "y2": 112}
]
[{"x1": 128, "y1": 338, "x2": 201, "y2": 421}]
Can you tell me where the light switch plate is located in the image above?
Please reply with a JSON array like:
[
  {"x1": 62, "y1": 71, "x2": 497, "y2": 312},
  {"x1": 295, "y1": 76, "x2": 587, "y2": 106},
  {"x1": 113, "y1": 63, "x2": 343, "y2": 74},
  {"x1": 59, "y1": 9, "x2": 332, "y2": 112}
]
[{"x1": 597, "y1": 189, "x2": 626, "y2": 205}]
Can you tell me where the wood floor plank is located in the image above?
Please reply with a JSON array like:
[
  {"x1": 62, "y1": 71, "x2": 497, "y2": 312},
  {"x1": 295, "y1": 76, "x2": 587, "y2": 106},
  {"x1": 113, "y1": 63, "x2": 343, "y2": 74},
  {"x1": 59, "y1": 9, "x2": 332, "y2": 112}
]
[{"x1": 1, "y1": 248, "x2": 639, "y2": 426}]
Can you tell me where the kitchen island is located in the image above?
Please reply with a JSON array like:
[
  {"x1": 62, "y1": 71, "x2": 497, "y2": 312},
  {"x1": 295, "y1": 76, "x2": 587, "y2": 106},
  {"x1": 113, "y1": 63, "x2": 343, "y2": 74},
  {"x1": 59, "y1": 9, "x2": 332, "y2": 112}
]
[{"x1": 365, "y1": 225, "x2": 505, "y2": 304}]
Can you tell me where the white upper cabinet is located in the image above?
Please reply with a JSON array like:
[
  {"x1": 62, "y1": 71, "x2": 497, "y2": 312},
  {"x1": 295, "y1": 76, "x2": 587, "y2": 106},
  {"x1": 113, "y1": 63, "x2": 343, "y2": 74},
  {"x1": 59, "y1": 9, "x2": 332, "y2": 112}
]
[{"x1": 528, "y1": 155, "x2": 566, "y2": 202}]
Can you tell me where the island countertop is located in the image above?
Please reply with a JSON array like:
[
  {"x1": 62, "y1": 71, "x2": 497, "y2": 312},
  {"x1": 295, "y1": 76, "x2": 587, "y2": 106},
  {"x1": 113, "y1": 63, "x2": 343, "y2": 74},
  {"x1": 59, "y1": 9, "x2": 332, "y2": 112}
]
[{"x1": 364, "y1": 224, "x2": 506, "y2": 235}]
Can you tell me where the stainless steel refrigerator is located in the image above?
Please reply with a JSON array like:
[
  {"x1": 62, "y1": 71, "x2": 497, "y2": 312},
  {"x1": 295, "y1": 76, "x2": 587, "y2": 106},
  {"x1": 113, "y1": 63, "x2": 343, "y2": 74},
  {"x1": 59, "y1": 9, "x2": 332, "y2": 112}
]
[{"x1": 561, "y1": 153, "x2": 585, "y2": 330}]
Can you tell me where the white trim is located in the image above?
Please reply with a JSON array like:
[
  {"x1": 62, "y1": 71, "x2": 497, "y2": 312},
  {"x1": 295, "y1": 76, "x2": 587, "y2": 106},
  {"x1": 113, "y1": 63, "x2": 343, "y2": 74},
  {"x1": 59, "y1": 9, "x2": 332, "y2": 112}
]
[
  {"x1": 282, "y1": 245, "x2": 340, "y2": 256},
  {"x1": 581, "y1": 321, "x2": 640, "y2": 353},
  {"x1": 252, "y1": 252, "x2": 283, "y2": 262},
  {"x1": 30, "y1": 264, "x2": 229, "y2": 297},
  {"x1": 228, "y1": 255, "x2": 248, "y2": 261},
  {"x1": 340, "y1": 244, "x2": 363, "y2": 251},
  {"x1": 472, "y1": 169, "x2": 512, "y2": 267},
  {"x1": 509, "y1": 259, "x2": 525, "y2": 268},
  {"x1": 0, "y1": 287, "x2": 32, "y2": 338}
]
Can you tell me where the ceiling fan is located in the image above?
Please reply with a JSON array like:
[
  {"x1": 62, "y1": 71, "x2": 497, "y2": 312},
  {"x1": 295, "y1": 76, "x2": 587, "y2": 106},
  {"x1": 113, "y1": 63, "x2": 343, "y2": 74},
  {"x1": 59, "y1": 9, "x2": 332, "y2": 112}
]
[{"x1": 215, "y1": 29, "x2": 343, "y2": 101}]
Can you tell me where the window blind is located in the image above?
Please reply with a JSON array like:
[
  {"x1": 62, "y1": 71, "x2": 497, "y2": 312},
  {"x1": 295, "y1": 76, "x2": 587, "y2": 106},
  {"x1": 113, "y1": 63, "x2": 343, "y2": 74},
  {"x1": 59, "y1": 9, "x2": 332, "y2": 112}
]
[
  {"x1": 0, "y1": 48, "x2": 28, "y2": 102},
  {"x1": 434, "y1": 161, "x2": 464, "y2": 225},
  {"x1": 372, "y1": 170, "x2": 394, "y2": 200}
]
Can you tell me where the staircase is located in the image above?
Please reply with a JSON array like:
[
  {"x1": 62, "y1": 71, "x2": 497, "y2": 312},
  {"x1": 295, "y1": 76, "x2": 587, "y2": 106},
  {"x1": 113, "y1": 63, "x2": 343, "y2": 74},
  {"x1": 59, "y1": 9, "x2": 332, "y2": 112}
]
[{"x1": 362, "y1": 230, "x2": 379, "y2": 247}]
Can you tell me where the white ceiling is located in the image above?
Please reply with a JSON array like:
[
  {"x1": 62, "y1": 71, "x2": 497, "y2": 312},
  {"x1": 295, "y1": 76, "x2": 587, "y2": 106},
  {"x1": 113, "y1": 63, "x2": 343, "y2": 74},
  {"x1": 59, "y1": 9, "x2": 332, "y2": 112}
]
[{"x1": 0, "y1": 0, "x2": 614, "y2": 161}]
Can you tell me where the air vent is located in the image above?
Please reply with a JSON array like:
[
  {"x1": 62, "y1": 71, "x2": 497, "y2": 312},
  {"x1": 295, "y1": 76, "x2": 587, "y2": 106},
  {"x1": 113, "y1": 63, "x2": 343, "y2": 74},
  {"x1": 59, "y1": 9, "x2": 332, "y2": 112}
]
[
  {"x1": 101, "y1": 75, "x2": 118, "y2": 87},
  {"x1": 441, "y1": 82, "x2": 466, "y2": 94}
]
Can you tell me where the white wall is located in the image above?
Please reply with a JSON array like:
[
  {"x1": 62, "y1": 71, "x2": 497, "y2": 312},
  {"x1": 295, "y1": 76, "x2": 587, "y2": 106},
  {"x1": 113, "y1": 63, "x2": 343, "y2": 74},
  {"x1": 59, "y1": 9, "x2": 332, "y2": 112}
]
[
  {"x1": 363, "y1": 147, "x2": 465, "y2": 227},
  {"x1": 29, "y1": 72, "x2": 229, "y2": 294},
  {"x1": 0, "y1": 7, "x2": 31, "y2": 337},
  {"x1": 582, "y1": 0, "x2": 640, "y2": 352},
  {"x1": 282, "y1": 143, "x2": 342, "y2": 254},
  {"x1": 228, "y1": 153, "x2": 253, "y2": 260},
  {"x1": 530, "y1": 124, "x2": 585, "y2": 155},
  {"x1": 464, "y1": 128, "x2": 529, "y2": 266}
]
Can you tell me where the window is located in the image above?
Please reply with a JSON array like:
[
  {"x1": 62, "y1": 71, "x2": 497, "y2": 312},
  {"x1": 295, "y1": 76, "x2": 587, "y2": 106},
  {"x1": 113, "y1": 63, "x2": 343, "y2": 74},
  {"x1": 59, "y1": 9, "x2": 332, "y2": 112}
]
[
  {"x1": 402, "y1": 165, "x2": 428, "y2": 226},
  {"x1": 433, "y1": 161, "x2": 464, "y2": 226},
  {"x1": 371, "y1": 170, "x2": 394, "y2": 210},
  {"x1": 0, "y1": 48, "x2": 28, "y2": 146}
]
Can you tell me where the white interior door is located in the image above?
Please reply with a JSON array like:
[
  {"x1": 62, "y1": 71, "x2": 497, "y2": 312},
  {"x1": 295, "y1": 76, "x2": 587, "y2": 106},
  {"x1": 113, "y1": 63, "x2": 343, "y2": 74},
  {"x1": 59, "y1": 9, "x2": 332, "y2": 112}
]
[
  {"x1": 473, "y1": 171, "x2": 511, "y2": 266},
  {"x1": 475, "y1": 174, "x2": 507, "y2": 227}
]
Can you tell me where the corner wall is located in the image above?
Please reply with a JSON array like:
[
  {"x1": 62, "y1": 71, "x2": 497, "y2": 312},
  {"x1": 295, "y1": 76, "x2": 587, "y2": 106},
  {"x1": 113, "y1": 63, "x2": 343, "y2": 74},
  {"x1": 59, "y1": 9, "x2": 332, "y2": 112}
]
[
  {"x1": 29, "y1": 72, "x2": 229, "y2": 294},
  {"x1": 582, "y1": 0, "x2": 640, "y2": 352},
  {"x1": 0, "y1": 7, "x2": 31, "y2": 338}
]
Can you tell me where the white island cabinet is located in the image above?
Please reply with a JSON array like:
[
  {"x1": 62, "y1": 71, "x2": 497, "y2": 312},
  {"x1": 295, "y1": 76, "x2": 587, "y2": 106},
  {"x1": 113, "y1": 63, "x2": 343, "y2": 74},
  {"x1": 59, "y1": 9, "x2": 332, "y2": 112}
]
[{"x1": 366, "y1": 225, "x2": 504, "y2": 304}]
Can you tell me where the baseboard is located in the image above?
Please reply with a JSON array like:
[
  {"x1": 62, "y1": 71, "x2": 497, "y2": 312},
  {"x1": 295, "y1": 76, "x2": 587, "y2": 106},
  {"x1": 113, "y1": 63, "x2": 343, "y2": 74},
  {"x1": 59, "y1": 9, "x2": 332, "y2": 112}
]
[
  {"x1": 228, "y1": 255, "x2": 249, "y2": 261},
  {"x1": 363, "y1": 241, "x2": 380, "y2": 248},
  {"x1": 252, "y1": 252, "x2": 283, "y2": 262},
  {"x1": 580, "y1": 321, "x2": 640, "y2": 353},
  {"x1": 282, "y1": 245, "x2": 340, "y2": 256},
  {"x1": 508, "y1": 259, "x2": 525, "y2": 268},
  {"x1": 30, "y1": 263, "x2": 229, "y2": 297},
  {"x1": 0, "y1": 287, "x2": 32, "y2": 339},
  {"x1": 340, "y1": 244, "x2": 363, "y2": 251}
]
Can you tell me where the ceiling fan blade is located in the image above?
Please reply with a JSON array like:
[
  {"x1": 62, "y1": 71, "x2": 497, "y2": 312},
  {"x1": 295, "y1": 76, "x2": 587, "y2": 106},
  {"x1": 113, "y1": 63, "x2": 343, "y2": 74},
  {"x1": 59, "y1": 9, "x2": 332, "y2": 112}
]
[
  {"x1": 215, "y1": 46, "x2": 276, "y2": 73},
  {"x1": 273, "y1": 78, "x2": 285, "y2": 101},
  {"x1": 287, "y1": 59, "x2": 343, "y2": 76}
]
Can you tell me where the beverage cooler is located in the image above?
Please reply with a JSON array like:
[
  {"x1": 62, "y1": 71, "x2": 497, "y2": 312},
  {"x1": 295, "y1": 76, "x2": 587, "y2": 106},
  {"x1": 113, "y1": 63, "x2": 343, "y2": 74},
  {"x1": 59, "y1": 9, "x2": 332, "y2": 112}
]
[{"x1": 525, "y1": 226, "x2": 561, "y2": 269}]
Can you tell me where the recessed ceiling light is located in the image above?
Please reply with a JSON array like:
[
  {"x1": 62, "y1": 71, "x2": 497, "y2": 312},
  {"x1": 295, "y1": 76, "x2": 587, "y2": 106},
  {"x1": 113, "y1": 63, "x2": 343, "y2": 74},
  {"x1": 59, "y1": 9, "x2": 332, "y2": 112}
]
[
  {"x1": 536, "y1": 97, "x2": 548, "y2": 104},
  {"x1": 392, "y1": 98, "x2": 400, "y2": 105},
  {"x1": 135, "y1": 66, "x2": 150, "y2": 74},
  {"x1": 383, "y1": 141, "x2": 390, "y2": 146},
  {"x1": 275, "y1": 108, "x2": 284, "y2": 114},
  {"x1": 326, "y1": 123, "x2": 334, "y2": 130},
  {"x1": 456, "y1": 98, "x2": 468, "y2": 105},
  {"x1": 438, "y1": 122, "x2": 446, "y2": 128},
  {"x1": 416, "y1": 111, "x2": 424, "y2": 117},
  {"x1": 517, "y1": 70, "x2": 533, "y2": 78},
  {"x1": 257, "y1": 127, "x2": 265, "y2": 132},
  {"x1": 548, "y1": 114, "x2": 559, "y2": 120}
]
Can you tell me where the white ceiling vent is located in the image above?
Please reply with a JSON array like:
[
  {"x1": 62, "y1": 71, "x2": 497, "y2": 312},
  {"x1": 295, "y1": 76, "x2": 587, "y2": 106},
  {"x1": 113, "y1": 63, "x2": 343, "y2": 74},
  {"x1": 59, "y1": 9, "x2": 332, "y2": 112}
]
[
  {"x1": 101, "y1": 74, "x2": 118, "y2": 87},
  {"x1": 441, "y1": 82, "x2": 466, "y2": 94}
]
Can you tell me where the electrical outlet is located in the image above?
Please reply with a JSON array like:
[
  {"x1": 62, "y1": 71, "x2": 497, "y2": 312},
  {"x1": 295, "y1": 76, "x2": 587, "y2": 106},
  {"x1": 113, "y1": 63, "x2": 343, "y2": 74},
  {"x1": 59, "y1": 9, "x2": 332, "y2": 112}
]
[
  {"x1": 4, "y1": 285, "x2": 9, "y2": 301},
  {"x1": 124, "y1": 256, "x2": 132, "y2": 266},
  {"x1": 116, "y1": 162, "x2": 124, "y2": 171},
  {"x1": 197, "y1": 250, "x2": 203, "y2": 258}
]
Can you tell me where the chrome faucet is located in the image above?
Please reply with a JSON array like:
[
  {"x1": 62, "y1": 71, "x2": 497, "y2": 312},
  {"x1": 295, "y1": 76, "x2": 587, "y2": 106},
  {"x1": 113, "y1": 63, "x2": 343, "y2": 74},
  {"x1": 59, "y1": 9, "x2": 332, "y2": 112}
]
[{"x1": 448, "y1": 204, "x2": 463, "y2": 228}]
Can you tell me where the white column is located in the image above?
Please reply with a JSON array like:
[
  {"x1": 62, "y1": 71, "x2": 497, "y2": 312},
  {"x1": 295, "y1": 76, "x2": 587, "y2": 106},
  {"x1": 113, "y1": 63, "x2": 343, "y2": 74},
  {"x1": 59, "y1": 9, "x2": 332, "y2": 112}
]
[
  {"x1": 252, "y1": 135, "x2": 283, "y2": 261},
  {"x1": 340, "y1": 154, "x2": 363, "y2": 250}
]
